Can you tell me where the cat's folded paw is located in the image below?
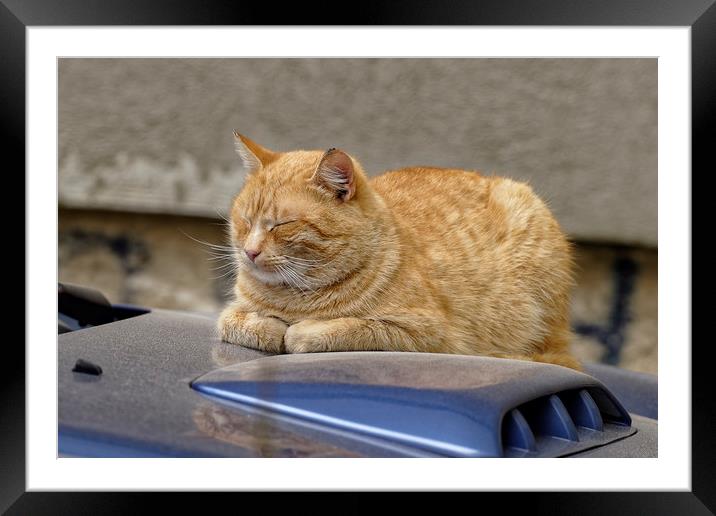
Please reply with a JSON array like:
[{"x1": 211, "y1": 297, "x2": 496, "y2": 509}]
[
  {"x1": 284, "y1": 319, "x2": 334, "y2": 353},
  {"x1": 218, "y1": 308, "x2": 288, "y2": 353}
]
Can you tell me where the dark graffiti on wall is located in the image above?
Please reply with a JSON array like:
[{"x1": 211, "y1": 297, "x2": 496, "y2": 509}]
[
  {"x1": 573, "y1": 256, "x2": 639, "y2": 365},
  {"x1": 59, "y1": 230, "x2": 150, "y2": 303}
]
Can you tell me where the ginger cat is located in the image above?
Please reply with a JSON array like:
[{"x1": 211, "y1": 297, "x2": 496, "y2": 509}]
[{"x1": 218, "y1": 132, "x2": 581, "y2": 370}]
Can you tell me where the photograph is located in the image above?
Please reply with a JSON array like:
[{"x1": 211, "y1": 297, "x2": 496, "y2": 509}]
[
  {"x1": 4, "y1": 0, "x2": 705, "y2": 506},
  {"x1": 57, "y1": 57, "x2": 658, "y2": 459}
]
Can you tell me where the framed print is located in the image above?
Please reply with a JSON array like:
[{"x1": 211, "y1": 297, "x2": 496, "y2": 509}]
[{"x1": 7, "y1": 0, "x2": 709, "y2": 512}]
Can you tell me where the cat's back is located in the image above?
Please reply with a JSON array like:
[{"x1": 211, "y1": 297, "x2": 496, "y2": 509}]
[
  {"x1": 370, "y1": 167, "x2": 491, "y2": 224},
  {"x1": 370, "y1": 166, "x2": 549, "y2": 230},
  {"x1": 370, "y1": 166, "x2": 566, "y2": 262}
]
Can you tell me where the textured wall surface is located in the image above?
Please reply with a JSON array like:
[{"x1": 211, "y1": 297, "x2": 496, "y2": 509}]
[{"x1": 59, "y1": 58, "x2": 657, "y2": 246}]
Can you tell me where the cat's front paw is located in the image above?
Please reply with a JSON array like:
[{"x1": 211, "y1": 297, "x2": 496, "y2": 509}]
[
  {"x1": 218, "y1": 307, "x2": 288, "y2": 353},
  {"x1": 284, "y1": 319, "x2": 336, "y2": 353}
]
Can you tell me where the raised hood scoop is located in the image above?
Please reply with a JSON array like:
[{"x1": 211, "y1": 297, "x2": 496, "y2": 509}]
[{"x1": 191, "y1": 352, "x2": 633, "y2": 457}]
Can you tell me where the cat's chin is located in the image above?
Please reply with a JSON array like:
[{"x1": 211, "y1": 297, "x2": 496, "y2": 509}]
[{"x1": 245, "y1": 267, "x2": 285, "y2": 286}]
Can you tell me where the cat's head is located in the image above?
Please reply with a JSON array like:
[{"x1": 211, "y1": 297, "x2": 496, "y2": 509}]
[{"x1": 228, "y1": 132, "x2": 381, "y2": 290}]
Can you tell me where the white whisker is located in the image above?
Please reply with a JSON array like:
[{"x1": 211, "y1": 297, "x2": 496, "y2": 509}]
[
  {"x1": 278, "y1": 264, "x2": 306, "y2": 294},
  {"x1": 207, "y1": 255, "x2": 236, "y2": 262},
  {"x1": 214, "y1": 208, "x2": 232, "y2": 224},
  {"x1": 180, "y1": 229, "x2": 237, "y2": 252},
  {"x1": 282, "y1": 262, "x2": 317, "y2": 295},
  {"x1": 210, "y1": 261, "x2": 238, "y2": 271},
  {"x1": 209, "y1": 265, "x2": 240, "y2": 280},
  {"x1": 275, "y1": 265, "x2": 293, "y2": 289}
]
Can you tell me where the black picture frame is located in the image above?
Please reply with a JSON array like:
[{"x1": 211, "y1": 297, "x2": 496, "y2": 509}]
[{"x1": 7, "y1": 0, "x2": 708, "y2": 512}]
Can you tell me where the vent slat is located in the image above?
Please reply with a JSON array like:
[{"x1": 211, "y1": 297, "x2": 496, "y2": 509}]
[
  {"x1": 561, "y1": 389, "x2": 604, "y2": 431},
  {"x1": 502, "y1": 409, "x2": 536, "y2": 453},
  {"x1": 588, "y1": 388, "x2": 632, "y2": 426},
  {"x1": 521, "y1": 394, "x2": 579, "y2": 442},
  {"x1": 501, "y1": 387, "x2": 633, "y2": 457}
]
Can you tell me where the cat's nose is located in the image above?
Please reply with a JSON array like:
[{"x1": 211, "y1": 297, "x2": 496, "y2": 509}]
[{"x1": 245, "y1": 249, "x2": 261, "y2": 262}]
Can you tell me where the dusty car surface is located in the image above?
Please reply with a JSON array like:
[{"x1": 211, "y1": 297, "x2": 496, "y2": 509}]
[{"x1": 58, "y1": 283, "x2": 657, "y2": 458}]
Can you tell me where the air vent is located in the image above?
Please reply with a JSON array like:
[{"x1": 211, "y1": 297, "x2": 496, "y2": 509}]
[
  {"x1": 58, "y1": 283, "x2": 149, "y2": 334},
  {"x1": 191, "y1": 352, "x2": 638, "y2": 457},
  {"x1": 501, "y1": 388, "x2": 632, "y2": 457}
]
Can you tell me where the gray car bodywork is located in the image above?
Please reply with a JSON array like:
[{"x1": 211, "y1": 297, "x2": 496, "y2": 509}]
[{"x1": 58, "y1": 308, "x2": 657, "y2": 458}]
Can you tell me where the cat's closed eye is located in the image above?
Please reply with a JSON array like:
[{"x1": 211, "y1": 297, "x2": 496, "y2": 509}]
[{"x1": 269, "y1": 220, "x2": 298, "y2": 232}]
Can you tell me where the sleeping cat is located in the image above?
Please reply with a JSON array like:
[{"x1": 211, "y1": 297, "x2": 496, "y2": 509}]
[{"x1": 217, "y1": 132, "x2": 581, "y2": 370}]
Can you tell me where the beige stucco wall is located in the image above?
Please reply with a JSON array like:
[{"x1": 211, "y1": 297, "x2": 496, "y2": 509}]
[{"x1": 59, "y1": 58, "x2": 657, "y2": 246}]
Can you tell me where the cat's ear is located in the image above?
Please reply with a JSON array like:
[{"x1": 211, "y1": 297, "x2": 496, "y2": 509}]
[
  {"x1": 311, "y1": 148, "x2": 356, "y2": 202},
  {"x1": 233, "y1": 131, "x2": 276, "y2": 170}
]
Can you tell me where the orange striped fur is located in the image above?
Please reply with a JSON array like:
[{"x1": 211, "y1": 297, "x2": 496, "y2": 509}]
[{"x1": 218, "y1": 134, "x2": 581, "y2": 370}]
